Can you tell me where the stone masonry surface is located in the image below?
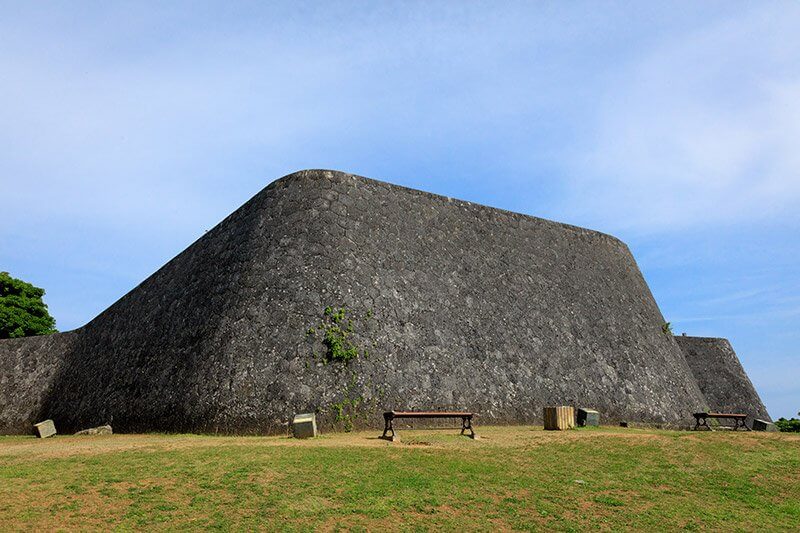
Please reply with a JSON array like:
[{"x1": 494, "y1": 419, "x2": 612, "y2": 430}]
[
  {"x1": 0, "y1": 332, "x2": 78, "y2": 433},
  {"x1": 675, "y1": 336, "x2": 770, "y2": 422},
  {"x1": 0, "y1": 169, "x2": 740, "y2": 434}
]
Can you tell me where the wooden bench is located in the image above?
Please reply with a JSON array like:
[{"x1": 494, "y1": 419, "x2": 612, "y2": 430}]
[
  {"x1": 381, "y1": 411, "x2": 476, "y2": 441},
  {"x1": 693, "y1": 412, "x2": 750, "y2": 431}
]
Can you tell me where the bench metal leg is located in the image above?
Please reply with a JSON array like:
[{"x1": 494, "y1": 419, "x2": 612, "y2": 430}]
[
  {"x1": 381, "y1": 414, "x2": 395, "y2": 440},
  {"x1": 460, "y1": 416, "x2": 476, "y2": 438},
  {"x1": 694, "y1": 416, "x2": 712, "y2": 431}
]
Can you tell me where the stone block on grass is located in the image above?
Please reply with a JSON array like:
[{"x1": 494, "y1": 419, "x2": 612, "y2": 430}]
[
  {"x1": 752, "y1": 419, "x2": 776, "y2": 432},
  {"x1": 292, "y1": 413, "x2": 318, "y2": 438},
  {"x1": 34, "y1": 419, "x2": 57, "y2": 438},
  {"x1": 75, "y1": 424, "x2": 113, "y2": 436},
  {"x1": 577, "y1": 408, "x2": 600, "y2": 427}
]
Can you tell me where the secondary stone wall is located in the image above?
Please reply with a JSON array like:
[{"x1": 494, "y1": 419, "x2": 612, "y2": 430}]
[
  {"x1": 0, "y1": 332, "x2": 78, "y2": 433},
  {"x1": 2, "y1": 170, "x2": 713, "y2": 434},
  {"x1": 675, "y1": 336, "x2": 770, "y2": 422}
]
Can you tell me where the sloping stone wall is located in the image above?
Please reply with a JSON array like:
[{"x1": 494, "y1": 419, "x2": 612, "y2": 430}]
[
  {"x1": 675, "y1": 336, "x2": 770, "y2": 422},
  {"x1": 2, "y1": 170, "x2": 714, "y2": 434},
  {"x1": 0, "y1": 332, "x2": 78, "y2": 433}
]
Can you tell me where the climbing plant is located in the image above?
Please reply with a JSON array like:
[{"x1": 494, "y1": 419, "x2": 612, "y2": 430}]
[
  {"x1": 328, "y1": 375, "x2": 384, "y2": 433},
  {"x1": 305, "y1": 306, "x2": 378, "y2": 431},
  {"x1": 307, "y1": 306, "x2": 370, "y2": 364},
  {"x1": 331, "y1": 395, "x2": 362, "y2": 432}
]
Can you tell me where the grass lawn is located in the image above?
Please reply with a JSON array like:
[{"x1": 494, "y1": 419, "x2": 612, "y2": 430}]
[{"x1": 0, "y1": 425, "x2": 798, "y2": 531}]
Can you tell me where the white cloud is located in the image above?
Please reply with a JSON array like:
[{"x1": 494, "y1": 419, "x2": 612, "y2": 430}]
[{"x1": 565, "y1": 7, "x2": 800, "y2": 233}]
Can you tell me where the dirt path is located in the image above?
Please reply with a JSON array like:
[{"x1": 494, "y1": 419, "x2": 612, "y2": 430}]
[{"x1": 1, "y1": 425, "x2": 795, "y2": 459}]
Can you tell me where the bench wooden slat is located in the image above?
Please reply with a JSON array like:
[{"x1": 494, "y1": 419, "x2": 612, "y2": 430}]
[
  {"x1": 694, "y1": 412, "x2": 747, "y2": 419},
  {"x1": 692, "y1": 411, "x2": 750, "y2": 431},
  {"x1": 388, "y1": 411, "x2": 473, "y2": 418}
]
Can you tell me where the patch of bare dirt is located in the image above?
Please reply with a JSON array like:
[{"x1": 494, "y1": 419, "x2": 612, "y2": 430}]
[{"x1": 2, "y1": 426, "x2": 795, "y2": 461}]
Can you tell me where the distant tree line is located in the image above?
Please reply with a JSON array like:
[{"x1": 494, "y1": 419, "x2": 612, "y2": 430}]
[
  {"x1": 775, "y1": 413, "x2": 800, "y2": 432},
  {"x1": 0, "y1": 271, "x2": 57, "y2": 338}
]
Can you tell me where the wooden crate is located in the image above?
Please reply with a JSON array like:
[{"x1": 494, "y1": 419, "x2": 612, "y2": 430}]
[{"x1": 543, "y1": 406, "x2": 574, "y2": 430}]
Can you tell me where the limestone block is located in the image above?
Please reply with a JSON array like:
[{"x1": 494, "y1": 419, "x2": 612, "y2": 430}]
[
  {"x1": 75, "y1": 424, "x2": 113, "y2": 436},
  {"x1": 752, "y1": 419, "x2": 776, "y2": 432},
  {"x1": 577, "y1": 408, "x2": 600, "y2": 427},
  {"x1": 292, "y1": 413, "x2": 317, "y2": 438},
  {"x1": 34, "y1": 419, "x2": 56, "y2": 438},
  {"x1": 543, "y1": 406, "x2": 574, "y2": 430}
]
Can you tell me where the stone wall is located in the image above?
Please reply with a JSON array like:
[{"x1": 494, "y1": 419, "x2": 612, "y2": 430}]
[
  {"x1": 0, "y1": 332, "x2": 78, "y2": 433},
  {"x1": 2, "y1": 170, "x2": 714, "y2": 434},
  {"x1": 675, "y1": 336, "x2": 770, "y2": 422}
]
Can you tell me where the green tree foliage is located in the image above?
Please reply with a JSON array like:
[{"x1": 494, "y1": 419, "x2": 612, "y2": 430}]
[
  {"x1": 775, "y1": 412, "x2": 800, "y2": 432},
  {"x1": 0, "y1": 271, "x2": 57, "y2": 338}
]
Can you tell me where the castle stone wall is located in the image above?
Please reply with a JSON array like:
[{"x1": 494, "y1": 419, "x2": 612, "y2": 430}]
[
  {"x1": 0, "y1": 332, "x2": 78, "y2": 433},
  {"x1": 675, "y1": 336, "x2": 770, "y2": 422},
  {"x1": 2, "y1": 170, "x2": 715, "y2": 434}
]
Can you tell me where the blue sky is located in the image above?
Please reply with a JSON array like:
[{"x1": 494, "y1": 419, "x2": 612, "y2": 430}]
[{"x1": 1, "y1": 2, "x2": 798, "y2": 418}]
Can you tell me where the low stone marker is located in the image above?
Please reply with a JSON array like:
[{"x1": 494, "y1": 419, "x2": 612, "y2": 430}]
[
  {"x1": 33, "y1": 419, "x2": 57, "y2": 438},
  {"x1": 75, "y1": 425, "x2": 113, "y2": 436},
  {"x1": 577, "y1": 408, "x2": 600, "y2": 427},
  {"x1": 752, "y1": 419, "x2": 777, "y2": 432},
  {"x1": 292, "y1": 413, "x2": 318, "y2": 438},
  {"x1": 543, "y1": 406, "x2": 574, "y2": 430}
]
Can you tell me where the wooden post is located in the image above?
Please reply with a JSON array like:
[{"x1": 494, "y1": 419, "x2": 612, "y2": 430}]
[{"x1": 543, "y1": 406, "x2": 574, "y2": 430}]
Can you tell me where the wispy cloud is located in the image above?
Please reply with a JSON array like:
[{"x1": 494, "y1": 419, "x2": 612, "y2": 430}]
[{"x1": 563, "y1": 7, "x2": 800, "y2": 234}]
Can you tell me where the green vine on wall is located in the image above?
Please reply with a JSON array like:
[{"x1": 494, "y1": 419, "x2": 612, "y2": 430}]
[
  {"x1": 331, "y1": 395, "x2": 362, "y2": 432},
  {"x1": 306, "y1": 306, "x2": 371, "y2": 364},
  {"x1": 305, "y1": 305, "x2": 378, "y2": 431},
  {"x1": 328, "y1": 375, "x2": 383, "y2": 433}
]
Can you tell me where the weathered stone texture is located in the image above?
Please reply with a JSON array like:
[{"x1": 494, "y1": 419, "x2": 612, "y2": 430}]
[
  {"x1": 675, "y1": 336, "x2": 770, "y2": 422},
  {"x1": 577, "y1": 408, "x2": 600, "y2": 427},
  {"x1": 1, "y1": 170, "x2": 715, "y2": 434},
  {"x1": 34, "y1": 419, "x2": 56, "y2": 438},
  {"x1": 752, "y1": 419, "x2": 776, "y2": 432},
  {"x1": 292, "y1": 413, "x2": 317, "y2": 439},
  {"x1": 0, "y1": 332, "x2": 78, "y2": 434},
  {"x1": 75, "y1": 424, "x2": 113, "y2": 436}
]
